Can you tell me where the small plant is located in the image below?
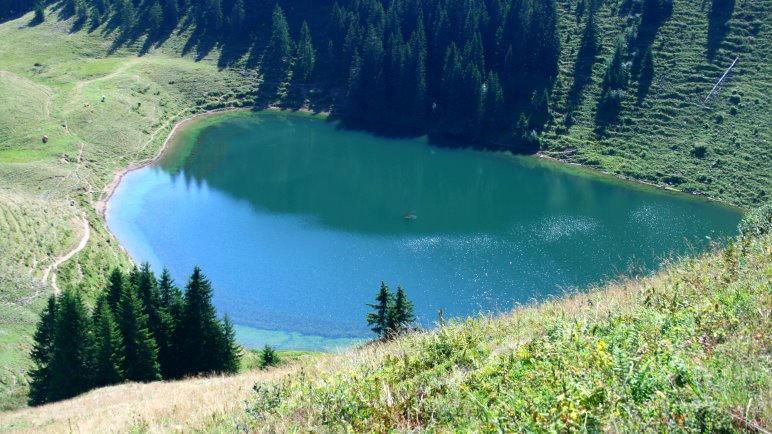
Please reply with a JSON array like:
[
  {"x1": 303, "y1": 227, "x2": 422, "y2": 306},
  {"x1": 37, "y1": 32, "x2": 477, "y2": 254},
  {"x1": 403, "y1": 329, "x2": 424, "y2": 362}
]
[{"x1": 260, "y1": 345, "x2": 278, "y2": 369}]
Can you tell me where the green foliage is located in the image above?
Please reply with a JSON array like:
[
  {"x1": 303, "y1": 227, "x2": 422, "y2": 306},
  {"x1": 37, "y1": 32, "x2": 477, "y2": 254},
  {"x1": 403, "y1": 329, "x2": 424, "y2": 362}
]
[
  {"x1": 738, "y1": 202, "x2": 771, "y2": 237},
  {"x1": 260, "y1": 345, "x2": 278, "y2": 369},
  {"x1": 366, "y1": 281, "x2": 416, "y2": 339},
  {"x1": 48, "y1": 291, "x2": 93, "y2": 402},
  {"x1": 264, "y1": 5, "x2": 291, "y2": 76},
  {"x1": 293, "y1": 21, "x2": 315, "y2": 83},
  {"x1": 26, "y1": 264, "x2": 240, "y2": 405},
  {"x1": 27, "y1": 296, "x2": 57, "y2": 406},
  {"x1": 366, "y1": 281, "x2": 392, "y2": 337},
  {"x1": 91, "y1": 296, "x2": 124, "y2": 387},
  {"x1": 116, "y1": 282, "x2": 161, "y2": 382}
]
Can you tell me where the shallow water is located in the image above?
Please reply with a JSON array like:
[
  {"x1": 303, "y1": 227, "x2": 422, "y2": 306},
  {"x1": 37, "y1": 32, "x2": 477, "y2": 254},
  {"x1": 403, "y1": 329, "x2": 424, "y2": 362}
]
[{"x1": 106, "y1": 112, "x2": 742, "y2": 350}]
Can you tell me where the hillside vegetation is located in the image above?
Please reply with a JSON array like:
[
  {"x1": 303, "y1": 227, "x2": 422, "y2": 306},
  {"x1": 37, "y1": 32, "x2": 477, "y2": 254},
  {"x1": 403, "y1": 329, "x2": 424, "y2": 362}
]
[
  {"x1": 1, "y1": 219, "x2": 769, "y2": 432},
  {"x1": 0, "y1": 0, "x2": 769, "y2": 415}
]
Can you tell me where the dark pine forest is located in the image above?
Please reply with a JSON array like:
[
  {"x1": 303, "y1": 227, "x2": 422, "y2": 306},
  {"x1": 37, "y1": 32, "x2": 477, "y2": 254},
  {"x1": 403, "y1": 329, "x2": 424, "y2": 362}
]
[{"x1": 3, "y1": 0, "x2": 576, "y2": 148}]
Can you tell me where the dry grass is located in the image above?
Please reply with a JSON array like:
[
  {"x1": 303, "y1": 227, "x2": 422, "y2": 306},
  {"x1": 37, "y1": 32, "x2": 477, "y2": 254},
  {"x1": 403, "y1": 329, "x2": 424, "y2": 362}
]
[{"x1": 0, "y1": 368, "x2": 290, "y2": 433}]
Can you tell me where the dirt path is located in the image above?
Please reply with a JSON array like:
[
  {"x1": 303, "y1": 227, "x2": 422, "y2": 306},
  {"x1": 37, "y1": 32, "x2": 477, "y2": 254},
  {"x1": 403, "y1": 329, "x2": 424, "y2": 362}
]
[
  {"x1": 72, "y1": 58, "x2": 141, "y2": 94},
  {"x1": 40, "y1": 213, "x2": 90, "y2": 295}
]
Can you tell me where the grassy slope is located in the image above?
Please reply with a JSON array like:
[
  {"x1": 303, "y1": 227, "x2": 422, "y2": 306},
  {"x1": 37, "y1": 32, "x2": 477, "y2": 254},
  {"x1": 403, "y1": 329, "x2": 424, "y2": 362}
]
[
  {"x1": 544, "y1": 0, "x2": 771, "y2": 208},
  {"x1": 0, "y1": 0, "x2": 768, "y2": 417},
  {"x1": 0, "y1": 12, "x2": 256, "y2": 410},
  {"x1": 1, "y1": 231, "x2": 768, "y2": 432}
]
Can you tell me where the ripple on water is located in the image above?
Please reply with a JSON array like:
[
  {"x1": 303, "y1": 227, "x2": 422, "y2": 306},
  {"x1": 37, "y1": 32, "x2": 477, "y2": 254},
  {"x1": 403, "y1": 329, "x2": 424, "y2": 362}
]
[{"x1": 531, "y1": 215, "x2": 600, "y2": 243}]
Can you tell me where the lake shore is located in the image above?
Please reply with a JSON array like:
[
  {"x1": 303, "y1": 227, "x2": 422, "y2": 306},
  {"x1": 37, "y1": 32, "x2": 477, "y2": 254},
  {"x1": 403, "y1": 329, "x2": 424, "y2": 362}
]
[
  {"x1": 532, "y1": 151, "x2": 744, "y2": 210},
  {"x1": 96, "y1": 106, "x2": 332, "y2": 219},
  {"x1": 95, "y1": 107, "x2": 247, "y2": 218}
]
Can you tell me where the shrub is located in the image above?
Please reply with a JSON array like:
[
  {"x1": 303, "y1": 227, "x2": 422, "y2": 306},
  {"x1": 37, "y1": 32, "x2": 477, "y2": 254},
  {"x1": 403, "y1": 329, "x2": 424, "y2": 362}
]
[{"x1": 738, "y1": 203, "x2": 772, "y2": 237}]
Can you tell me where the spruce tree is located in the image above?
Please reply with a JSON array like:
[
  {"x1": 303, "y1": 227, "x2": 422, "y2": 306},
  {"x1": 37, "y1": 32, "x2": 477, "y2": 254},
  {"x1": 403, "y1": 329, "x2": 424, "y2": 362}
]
[
  {"x1": 389, "y1": 285, "x2": 416, "y2": 335},
  {"x1": 228, "y1": 0, "x2": 245, "y2": 34},
  {"x1": 264, "y1": 4, "x2": 292, "y2": 75},
  {"x1": 106, "y1": 268, "x2": 124, "y2": 311},
  {"x1": 294, "y1": 21, "x2": 316, "y2": 83},
  {"x1": 158, "y1": 266, "x2": 182, "y2": 312},
  {"x1": 260, "y1": 344, "x2": 278, "y2": 369},
  {"x1": 28, "y1": 295, "x2": 57, "y2": 406},
  {"x1": 117, "y1": 286, "x2": 161, "y2": 382},
  {"x1": 177, "y1": 266, "x2": 226, "y2": 376},
  {"x1": 366, "y1": 281, "x2": 393, "y2": 338},
  {"x1": 161, "y1": 0, "x2": 179, "y2": 27},
  {"x1": 147, "y1": 1, "x2": 163, "y2": 35},
  {"x1": 207, "y1": 0, "x2": 223, "y2": 30},
  {"x1": 91, "y1": 296, "x2": 125, "y2": 387},
  {"x1": 48, "y1": 291, "x2": 94, "y2": 401},
  {"x1": 218, "y1": 315, "x2": 241, "y2": 373}
]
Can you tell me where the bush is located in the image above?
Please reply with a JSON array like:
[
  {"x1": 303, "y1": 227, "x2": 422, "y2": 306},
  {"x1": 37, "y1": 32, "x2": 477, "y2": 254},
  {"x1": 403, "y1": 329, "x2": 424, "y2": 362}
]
[{"x1": 738, "y1": 203, "x2": 772, "y2": 237}]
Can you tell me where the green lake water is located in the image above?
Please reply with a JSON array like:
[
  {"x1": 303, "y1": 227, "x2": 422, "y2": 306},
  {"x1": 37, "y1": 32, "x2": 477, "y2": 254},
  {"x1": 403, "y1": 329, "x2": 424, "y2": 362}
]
[{"x1": 106, "y1": 111, "x2": 743, "y2": 350}]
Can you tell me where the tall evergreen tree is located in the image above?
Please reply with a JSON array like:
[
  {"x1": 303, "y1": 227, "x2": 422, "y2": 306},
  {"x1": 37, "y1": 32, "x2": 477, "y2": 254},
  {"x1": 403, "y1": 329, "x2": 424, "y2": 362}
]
[
  {"x1": 264, "y1": 4, "x2": 292, "y2": 75},
  {"x1": 177, "y1": 266, "x2": 226, "y2": 376},
  {"x1": 294, "y1": 20, "x2": 315, "y2": 83},
  {"x1": 228, "y1": 0, "x2": 245, "y2": 34},
  {"x1": 91, "y1": 296, "x2": 125, "y2": 387},
  {"x1": 106, "y1": 267, "x2": 125, "y2": 313},
  {"x1": 366, "y1": 281, "x2": 393, "y2": 338},
  {"x1": 158, "y1": 267, "x2": 182, "y2": 311},
  {"x1": 389, "y1": 285, "x2": 416, "y2": 335},
  {"x1": 218, "y1": 315, "x2": 241, "y2": 373},
  {"x1": 28, "y1": 296, "x2": 57, "y2": 406},
  {"x1": 117, "y1": 286, "x2": 161, "y2": 382},
  {"x1": 48, "y1": 291, "x2": 93, "y2": 402}
]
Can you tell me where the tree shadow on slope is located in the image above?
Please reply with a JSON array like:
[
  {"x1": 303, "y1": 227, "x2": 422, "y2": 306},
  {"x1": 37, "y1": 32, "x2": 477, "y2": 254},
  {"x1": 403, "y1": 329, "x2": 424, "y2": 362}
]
[
  {"x1": 631, "y1": 0, "x2": 673, "y2": 103},
  {"x1": 707, "y1": 0, "x2": 735, "y2": 62},
  {"x1": 566, "y1": 13, "x2": 601, "y2": 124}
]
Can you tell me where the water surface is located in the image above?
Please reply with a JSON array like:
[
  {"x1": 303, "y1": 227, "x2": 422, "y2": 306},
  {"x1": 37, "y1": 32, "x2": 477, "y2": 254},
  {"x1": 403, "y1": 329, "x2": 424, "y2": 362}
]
[{"x1": 107, "y1": 112, "x2": 742, "y2": 350}]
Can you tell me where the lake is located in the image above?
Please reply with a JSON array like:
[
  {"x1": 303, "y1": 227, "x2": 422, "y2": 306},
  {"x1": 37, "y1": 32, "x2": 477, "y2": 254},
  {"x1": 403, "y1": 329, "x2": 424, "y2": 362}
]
[{"x1": 106, "y1": 111, "x2": 743, "y2": 351}]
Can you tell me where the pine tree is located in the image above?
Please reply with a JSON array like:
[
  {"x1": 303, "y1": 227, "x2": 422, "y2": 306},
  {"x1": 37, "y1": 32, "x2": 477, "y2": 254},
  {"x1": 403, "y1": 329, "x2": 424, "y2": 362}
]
[
  {"x1": 161, "y1": 0, "x2": 179, "y2": 28},
  {"x1": 147, "y1": 1, "x2": 163, "y2": 35},
  {"x1": 366, "y1": 281, "x2": 393, "y2": 338},
  {"x1": 133, "y1": 263, "x2": 174, "y2": 377},
  {"x1": 91, "y1": 296, "x2": 124, "y2": 387},
  {"x1": 28, "y1": 295, "x2": 57, "y2": 406},
  {"x1": 264, "y1": 4, "x2": 292, "y2": 75},
  {"x1": 389, "y1": 285, "x2": 416, "y2": 335},
  {"x1": 117, "y1": 0, "x2": 135, "y2": 36},
  {"x1": 294, "y1": 21, "x2": 315, "y2": 83},
  {"x1": 117, "y1": 286, "x2": 161, "y2": 382},
  {"x1": 206, "y1": 0, "x2": 223, "y2": 30},
  {"x1": 218, "y1": 315, "x2": 241, "y2": 373},
  {"x1": 260, "y1": 344, "x2": 278, "y2": 369},
  {"x1": 48, "y1": 291, "x2": 94, "y2": 401},
  {"x1": 228, "y1": 0, "x2": 245, "y2": 34},
  {"x1": 106, "y1": 268, "x2": 125, "y2": 313},
  {"x1": 177, "y1": 266, "x2": 226, "y2": 376},
  {"x1": 158, "y1": 267, "x2": 182, "y2": 312}
]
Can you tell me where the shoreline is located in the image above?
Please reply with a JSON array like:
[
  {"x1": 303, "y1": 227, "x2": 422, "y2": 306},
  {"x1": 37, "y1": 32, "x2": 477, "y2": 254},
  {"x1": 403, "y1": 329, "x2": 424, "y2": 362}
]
[
  {"x1": 95, "y1": 105, "x2": 331, "y2": 219},
  {"x1": 95, "y1": 104, "x2": 740, "y2": 222},
  {"x1": 533, "y1": 151, "x2": 743, "y2": 210},
  {"x1": 95, "y1": 107, "x2": 247, "y2": 219}
]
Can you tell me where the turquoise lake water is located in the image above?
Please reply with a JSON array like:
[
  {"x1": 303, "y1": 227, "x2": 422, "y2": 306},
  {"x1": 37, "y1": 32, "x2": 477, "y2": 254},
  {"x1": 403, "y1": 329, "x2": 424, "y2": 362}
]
[{"x1": 106, "y1": 112, "x2": 743, "y2": 350}]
